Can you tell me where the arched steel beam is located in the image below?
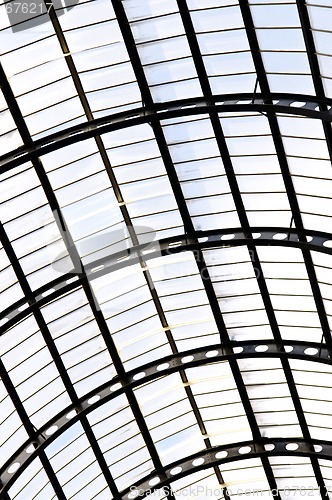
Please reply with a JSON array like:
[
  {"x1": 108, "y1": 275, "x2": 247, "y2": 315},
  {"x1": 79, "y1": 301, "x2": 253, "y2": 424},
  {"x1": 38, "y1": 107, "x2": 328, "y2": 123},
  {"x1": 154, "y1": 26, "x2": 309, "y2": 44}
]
[
  {"x1": 1, "y1": 92, "x2": 332, "y2": 173},
  {"x1": 2, "y1": 226, "x2": 332, "y2": 336},
  {"x1": 1, "y1": 340, "x2": 332, "y2": 495},
  {"x1": 119, "y1": 438, "x2": 332, "y2": 500}
]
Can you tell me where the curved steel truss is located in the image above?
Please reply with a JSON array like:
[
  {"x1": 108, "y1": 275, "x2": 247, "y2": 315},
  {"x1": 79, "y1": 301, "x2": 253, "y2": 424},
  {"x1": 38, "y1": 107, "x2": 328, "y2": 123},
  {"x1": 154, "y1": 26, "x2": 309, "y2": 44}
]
[
  {"x1": 1, "y1": 92, "x2": 332, "y2": 173},
  {"x1": 2, "y1": 226, "x2": 332, "y2": 335},
  {"x1": 120, "y1": 439, "x2": 332, "y2": 500},
  {"x1": 1, "y1": 341, "x2": 332, "y2": 496}
]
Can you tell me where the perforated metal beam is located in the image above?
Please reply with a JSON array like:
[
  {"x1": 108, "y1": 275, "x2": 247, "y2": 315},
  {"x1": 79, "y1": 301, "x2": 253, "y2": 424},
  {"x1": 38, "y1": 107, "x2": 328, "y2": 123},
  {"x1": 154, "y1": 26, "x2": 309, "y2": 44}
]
[
  {"x1": 119, "y1": 437, "x2": 332, "y2": 500},
  {"x1": 1, "y1": 93, "x2": 332, "y2": 173},
  {"x1": 2, "y1": 340, "x2": 331, "y2": 496},
  {"x1": 2, "y1": 226, "x2": 332, "y2": 334}
]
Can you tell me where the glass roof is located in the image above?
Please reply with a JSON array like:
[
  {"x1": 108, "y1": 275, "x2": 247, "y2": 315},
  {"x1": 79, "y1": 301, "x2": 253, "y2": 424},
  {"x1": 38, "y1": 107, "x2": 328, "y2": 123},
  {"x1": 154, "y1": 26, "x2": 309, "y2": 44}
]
[{"x1": 1, "y1": 0, "x2": 332, "y2": 498}]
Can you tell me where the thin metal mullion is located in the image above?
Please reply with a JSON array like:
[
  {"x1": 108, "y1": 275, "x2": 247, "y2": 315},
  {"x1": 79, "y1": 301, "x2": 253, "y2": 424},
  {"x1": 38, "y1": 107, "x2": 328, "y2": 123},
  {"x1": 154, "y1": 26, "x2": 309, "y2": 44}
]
[
  {"x1": 238, "y1": 0, "x2": 332, "y2": 348},
  {"x1": 0, "y1": 223, "x2": 119, "y2": 497},
  {"x1": 80, "y1": 281, "x2": 169, "y2": 476},
  {"x1": 0, "y1": 358, "x2": 67, "y2": 500},
  {"x1": 7, "y1": 138, "x2": 121, "y2": 493},
  {"x1": 46, "y1": 0, "x2": 182, "y2": 362},
  {"x1": 268, "y1": 118, "x2": 332, "y2": 347},
  {"x1": 296, "y1": 0, "x2": 332, "y2": 161},
  {"x1": 237, "y1": 0, "x2": 332, "y2": 343},
  {"x1": 173, "y1": 0, "x2": 282, "y2": 348},
  {"x1": 111, "y1": 0, "x2": 236, "y2": 490},
  {"x1": 82, "y1": 285, "x2": 182, "y2": 500},
  {"x1": 113, "y1": 0, "x2": 281, "y2": 494},
  {"x1": 3, "y1": 93, "x2": 332, "y2": 173},
  {"x1": 174, "y1": 1, "x2": 290, "y2": 494},
  {"x1": 0, "y1": 226, "x2": 75, "y2": 400},
  {"x1": 0, "y1": 224, "x2": 68, "y2": 499},
  {"x1": 45, "y1": 6, "x2": 206, "y2": 491},
  {"x1": 1, "y1": 44, "x2": 159, "y2": 495},
  {"x1": 238, "y1": 2, "x2": 329, "y2": 495},
  {"x1": 0, "y1": 64, "x2": 32, "y2": 146},
  {"x1": 112, "y1": 0, "x2": 232, "y2": 341},
  {"x1": 239, "y1": 0, "x2": 332, "y2": 348}
]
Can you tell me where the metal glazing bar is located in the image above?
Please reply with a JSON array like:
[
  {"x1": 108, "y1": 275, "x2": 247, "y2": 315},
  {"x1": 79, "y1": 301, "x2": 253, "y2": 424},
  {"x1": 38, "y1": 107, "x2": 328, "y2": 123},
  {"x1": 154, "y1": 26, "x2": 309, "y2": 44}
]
[
  {"x1": 110, "y1": 2, "x2": 229, "y2": 492},
  {"x1": 1, "y1": 94, "x2": 332, "y2": 173},
  {"x1": 119, "y1": 437, "x2": 332, "y2": 500},
  {"x1": 238, "y1": 0, "x2": 332, "y2": 348},
  {"x1": 3, "y1": 226, "x2": 332, "y2": 335},
  {"x1": 238, "y1": 4, "x2": 331, "y2": 495},
  {"x1": 41, "y1": 8, "x2": 193, "y2": 490},
  {"x1": 111, "y1": 14, "x2": 270, "y2": 498},
  {"x1": 173, "y1": 3, "x2": 294, "y2": 493},
  {"x1": 0, "y1": 223, "x2": 119, "y2": 496},
  {"x1": 2, "y1": 339, "x2": 332, "y2": 496},
  {"x1": 296, "y1": 0, "x2": 332, "y2": 161},
  {"x1": 0, "y1": 57, "x2": 167, "y2": 494}
]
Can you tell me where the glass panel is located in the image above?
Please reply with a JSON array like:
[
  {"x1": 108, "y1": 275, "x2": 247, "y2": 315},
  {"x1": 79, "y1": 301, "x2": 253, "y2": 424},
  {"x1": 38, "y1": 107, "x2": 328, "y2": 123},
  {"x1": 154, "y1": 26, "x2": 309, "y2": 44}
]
[
  {"x1": 251, "y1": 4, "x2": 302, "y2": 28},
  {"x1": 88, "y1": 394, "x2": 155, "y2": 491},
  {"x1": 130, "y1": 13, "x2": 185, "y2": 43},
  {"x1": 8, "y1": 458, "x2": 54, "y2": 500},
  {"x1": 41, "y1": 287, "x2": 117, "y2": 394},
  {"x1": 2, "y1": 0, "x2": 332, "y2": 496},
  {"x1": 219, "y1": 458, "x2": 271, "y2": 498},
  {"x1": 186, "y1": 362, "x2": 252, "y2": 445},
  {"x1": 47, "y1": 421, "x2": 108, "y2": 497},
  {"x1": 0, "y1": 380, "x2": 29, "y2": 468},
  {"x1": 291, "y1": 359, "x2": 332, "y2": 441},
  {"x1": 135, "y1": 373, "x2": 204, "y2": 465},
  {"x1": 203, "y1": 246, "x2": 274, "y2": 341},
  {"x1": 238, "y1": 357, "x2": 301, "y2": 438},
  {"x1": 269, "y1": 456, "x2": 319, "y2": 499},
  {"x1": 191, "y1": 5, "x2": 244, "y2": 32},
  {"x1": 171, "y1": 468, "x2": 222, "y2": 499},
  {"x1": 123, "y1": 0, "x2": 178, "y2": 20},
  {"x1": 1, "y1": 34, "x2": 63, "y2": 78},
  {"x1": 256, "y1": 246, "x2": 323, "y2": 342}
]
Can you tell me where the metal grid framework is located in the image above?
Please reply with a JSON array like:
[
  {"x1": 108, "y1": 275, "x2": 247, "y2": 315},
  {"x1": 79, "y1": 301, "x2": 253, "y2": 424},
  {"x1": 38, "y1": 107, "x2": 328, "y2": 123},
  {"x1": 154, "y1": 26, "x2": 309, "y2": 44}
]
[{"x1": 1, "y1": 0, "x2": 332, "y2": 498}]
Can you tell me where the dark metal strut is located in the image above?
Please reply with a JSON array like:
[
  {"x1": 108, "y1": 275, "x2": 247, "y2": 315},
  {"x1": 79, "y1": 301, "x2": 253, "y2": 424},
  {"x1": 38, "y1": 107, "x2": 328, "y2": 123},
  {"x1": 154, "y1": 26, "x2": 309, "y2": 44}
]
[{"x1": 2, "y1": 340, "x2": 332, "y2": 496}]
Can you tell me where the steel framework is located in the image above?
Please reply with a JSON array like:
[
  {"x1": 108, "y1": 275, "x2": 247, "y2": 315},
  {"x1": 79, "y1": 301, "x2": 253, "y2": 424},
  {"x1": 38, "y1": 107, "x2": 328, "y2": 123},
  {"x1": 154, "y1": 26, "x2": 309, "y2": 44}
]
[{"x1": 1, "y1": 0, "x2": 332, "y2": 498}]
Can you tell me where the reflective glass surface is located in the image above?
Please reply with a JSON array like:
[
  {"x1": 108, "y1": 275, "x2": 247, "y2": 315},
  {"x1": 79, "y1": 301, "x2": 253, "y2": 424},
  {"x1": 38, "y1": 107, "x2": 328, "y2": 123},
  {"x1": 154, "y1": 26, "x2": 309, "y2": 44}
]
[{"x1": 1, "y1": 0, "x2": 332, "y2": 498}]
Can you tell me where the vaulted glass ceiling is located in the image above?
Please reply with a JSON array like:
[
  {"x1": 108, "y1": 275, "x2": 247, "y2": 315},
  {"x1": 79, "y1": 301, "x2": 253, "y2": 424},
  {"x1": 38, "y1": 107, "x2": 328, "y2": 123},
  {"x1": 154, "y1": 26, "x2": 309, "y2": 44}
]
[{"x1": 1, "y1": 0, "x2": 332, "y2": 498}]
